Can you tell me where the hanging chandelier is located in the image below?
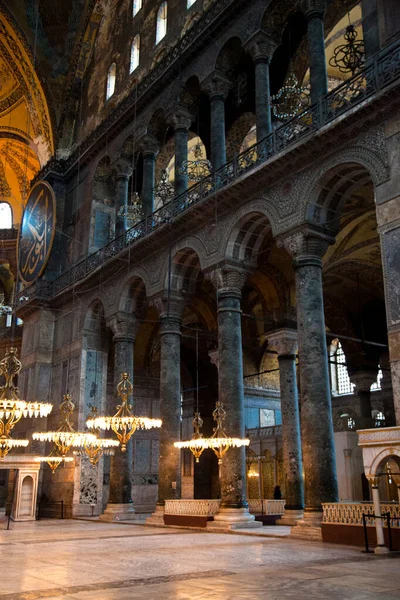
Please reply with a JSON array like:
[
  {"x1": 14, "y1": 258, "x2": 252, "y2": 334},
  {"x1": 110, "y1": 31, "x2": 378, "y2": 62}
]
[
  {"x1": 154, "y1": 169, "x2": 174, "y2": 206},
  {"x1": 33, "y1": 394, "x2": 97, "y2": 461},
  {"x1": 271, "y1": 73, "x2": 309, "y2": 120},
  {"x1": 35, "y1": 452, "x2": 74, "y2": 475},
  {"x1": 174, "y1": 411, "x2": 205, "y2": 463},
  {"x1": 179, "y1": 143, "x2": 213, "y2": 182},
  {"x1": 0, "y1": 293, "x2": 11, "y2": 315},
  {"x1": 86, "y1": 373, "x2": 162, "y2": 451},
  {"x1": 117, "y1": 192, "x2": 143, "y2": 225},
  {"x1": 329, "y1": 24, "x2": 364, "y2": 76},
  {"x1": 0, "y1": 347, "x2": 53, "y2": 459},
  {"x1": 74, "y1": 406, "x2": 119, "y2": 465},
  {"x1": 174, "y1": 402, "x2": 250, "y2": 465}
]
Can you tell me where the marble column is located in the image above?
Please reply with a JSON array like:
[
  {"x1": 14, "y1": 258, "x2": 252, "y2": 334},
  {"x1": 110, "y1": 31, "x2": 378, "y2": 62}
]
[
  {"x1": 280, "y1": 228, "x2": 338, "y2": 539},
  {"x1": 114, "y1": 159, "x2": 133, "y2": 235},
  {"x1": 268, "y1": 329, "x2": 304, "y2": 525},
  {"x1": 350, "y1": 370, "x2": 377, "y2": 429},
  {"x1": 301, "y1": 0, "x2": 328, "y2": 104},
  {"x1": 245, "y1": 32, "x2": 277, "y2": 143},
  {"x1": 367, "y1": 475, "x2": 389, "y2": 554},
  {"x1": 140, "y1": 134, "x2": 159, "y2": 218},
  {"x1": 101, "y1": 312, "x2": 138, "y2": 521},
  {"x1": 169, "y1": 108, "x2": 192, "y2": 197},
  {"x1": 146, "y1": 295, "x2": 185, "y2": 525},
  {"x1": 203, "y1": 72, "x2": 232, "y2": 170},
  {"x1": 207, "y1": 267, "x2": 261, "y2": 529}
]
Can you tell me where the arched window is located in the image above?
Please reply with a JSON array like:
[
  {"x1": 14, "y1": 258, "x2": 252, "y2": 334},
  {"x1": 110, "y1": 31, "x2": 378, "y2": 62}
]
[
  {"x1": 0, "y1": 202, "x2": 12, "y2": 228},
  {"x1": 133, "y1": 0, "x2": 142, "y2": 17},
  {"x1": 130, "y1": 35, "x2": 140, "y2": 73},
  {"x1": 330, "y1": 339, "x2": 355, "y2": 396},
  {"x1": 187, "y1": 0, "x2": 196, "y2": 7},
  {"x1": 370, "y1": 367, "x2": 383, "y2": 391},
  {"x1": 106, "y1": 63, "x2": 116, "y2": 100},
  {"x1": 156, "y1": 2, "x2": 167, "y2": 45}
]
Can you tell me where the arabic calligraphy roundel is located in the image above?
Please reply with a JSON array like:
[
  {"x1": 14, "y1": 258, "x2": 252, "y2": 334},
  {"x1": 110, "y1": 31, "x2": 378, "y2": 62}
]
[{"x1": 18, "y1": 181, "x2": 56, "y2": 285}]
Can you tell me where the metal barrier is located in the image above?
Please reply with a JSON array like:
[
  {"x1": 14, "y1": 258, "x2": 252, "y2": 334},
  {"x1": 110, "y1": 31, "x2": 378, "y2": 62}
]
[{"x1": 362, "y1": 512, "x2": 395, "y2": 553}]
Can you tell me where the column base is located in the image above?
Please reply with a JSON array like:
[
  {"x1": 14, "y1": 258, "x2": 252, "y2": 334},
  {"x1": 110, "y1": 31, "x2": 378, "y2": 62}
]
[
  {"x1": 145, "y1": 504, "x2": 165, "y2": 526},
  {"x1": 277, "y1": 509, "x2": 304, "y2": 527},
  {"x1": 290, "y1": 510, "x2": 323, "y2": 541},
  {"x1": 99, "y1": 503, "x2": 136, "y2": 522},
  {"x1": 374, "y1": 544, "x2": 390, "y2": 555},
  {"x1": 207, "y1": 507, "x2": 263, "y2": 530}
]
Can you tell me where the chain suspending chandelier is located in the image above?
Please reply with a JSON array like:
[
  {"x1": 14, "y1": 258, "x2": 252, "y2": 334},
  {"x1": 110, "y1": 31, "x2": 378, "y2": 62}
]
[
  {"x1": 179, "y1": 142, "x2": 213, "y2": 183},
  {"x1": 329, "y1": 24, "x2": 364, "y2": 76},
  {"x1": 74, "y1": 406, "x2": 119, "y2": 465},
  {"x1": 86, "y1": 373, "x2": 162, "y2": 451},
  {"x1": 0, "y1": 347, "x2": 53, "y2": 459},
  {"x1": 271, "y1": 73, "x2": 309, "y2": 120},
  {"x1": 154, "y1": 169, "x2": 174, "y2": 206},
  {"x1": 117, "y1": 192, "x2": 143, "y2": 225}
]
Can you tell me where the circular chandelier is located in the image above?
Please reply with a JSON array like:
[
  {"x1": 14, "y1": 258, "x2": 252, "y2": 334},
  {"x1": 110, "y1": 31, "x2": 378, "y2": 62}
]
[
  {"x1": 271, "y1": 73, "x2": 309, "y2": 120},
  {"x1": 179, "y1": 143, "x2": 213, "y2": 182},
  {"x1": 117, "y1": 192, "x2": 143, "y2": 225},
  {"x1": 35, "y1": 453, "x2": 74, "y2": 475},
  {"x1": 86, "y1": 373, "x2": 162, "y2": 451},
  {"x1": 33, "y1": 394, "x2": 97, "y2": 462},
  {"x1": 154, "y1": 169, "x2": 174, "y2": 206},
  {"x1": 74, "y1": 406, "x2": 119, "y2": 465},
  {"x1": 174, "y1": 411, "x2": 205, "y2": 463},
  {"x1": 175, "y1": 401, "x2": 250, "y2": 465},
  {"x1": 0, "y1": 347, "x2": 53, "y2": 460},
  {"x1": 329, "y1": 24, "x2": 364, "y2": 76}
]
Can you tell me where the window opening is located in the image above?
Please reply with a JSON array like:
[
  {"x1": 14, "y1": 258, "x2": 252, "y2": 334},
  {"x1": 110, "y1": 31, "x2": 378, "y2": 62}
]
[
  {"x1": 106, "y1": 63, "x2": 116, "y2": 100},
  {"x1": 156, "y1": 2, "x2": 167, "y2": 44},
  {"x1": 133, "y1": 0, "x2": 142, "y2": 16},
  {"x1": 130, "y1": 35, "x2": 140, "y2": 73},
  {"x1": 0, "y1": 203, "x2": 12, "y2": 229}
]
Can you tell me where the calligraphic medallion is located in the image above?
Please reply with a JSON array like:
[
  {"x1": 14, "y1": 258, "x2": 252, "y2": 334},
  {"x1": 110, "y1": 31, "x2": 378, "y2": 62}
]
[{"x1": 18, "y1": 181, "x2": 56, "y2": 285}]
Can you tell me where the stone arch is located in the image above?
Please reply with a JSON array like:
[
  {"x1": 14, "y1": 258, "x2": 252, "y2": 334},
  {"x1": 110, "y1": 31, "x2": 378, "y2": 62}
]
[
  {"x1": 215, "y1": 37, "x2": 244, "y2": 76},
  {"x1": 303, "y1": 147, "x2": 389, "y2": 228},
  {"x1": 118, "y1": 274, "x2": 148, "y2": 317},
  {"x1": 226, "y1": 112, "x2": 256, "y2": 160},
  {"x1": 146, "y1": 107, "x2": 167, "y2": 145},
  {"x1": 224, "y1": 209, "x2": 273, "y2": 264},
  {"x1": 369, "y1": 448, "x2": 400, "y2": 477},
  {"x1": 84, "y1": 298, "x2": 106, "y2": 333},
  {"x1": 92, "y1": 155, "x2": 114, "y2": 205},
  {"x1": 165, "y1": 246, "x2": 204, "y2": 294}
]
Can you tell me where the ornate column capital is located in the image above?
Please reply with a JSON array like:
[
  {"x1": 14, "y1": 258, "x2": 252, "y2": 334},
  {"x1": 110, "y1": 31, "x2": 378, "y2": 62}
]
[
  {"x1": 366, "y1": 474, "x2": 380, "y2": 488},
  {"x1": 277, "y1": 225, "x2": 335, "y2": 268},
  {"x1": 349, "y1": 369, "x2": 378, "y2": 393},
  {"x1": 204, "y1": 263, "x2": 249, "y2": 298},
  {"x1": 244, "y1": 31, "x2": 279, "y2": 63},
  {"x1": 107, "y1": 311, "x2": 139, "y2": 342},
  {"x1": 113, "y1": 157, "x2": 133, "y2": 180},
  {"x1": 167, "y1": 106, "x2": 193, "y2": 132},
  {"x1": 138, "y1": 134, "x2": 160, "y2": 157},
  {"x1": 150, "y1": 292, "x2": 186, "y2": 331},
  {"x1": 298, "y1": 0, "x2": 327, "y2": 19},
  {"x1": 208, "y1": 348, "x2": 219, "y2": 369},
  {"x1": 202, "y1": 71, "x2": 233, "y2": 100},
  {"x1": 267, "y1": 328, "x2": 298, "y2": 357}
]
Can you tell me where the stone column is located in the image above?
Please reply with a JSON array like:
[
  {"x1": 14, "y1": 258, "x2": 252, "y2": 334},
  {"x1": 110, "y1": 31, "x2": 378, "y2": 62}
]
[
  {"x1": 301, "y1": 0, "x2": 328, "y2": 104},
  {"x1": 350, "y1": 370, "x2": 377, "y2": 429},
  {"x1": 101, "y1": 312, "x2": 138, "y2": 521},
  {"x1": 140, "y1": 134, "x2": 159, "y2": 218},
  {"x1": 147, "y1": 294, "x2": 185, "y2": 525},
  {"x1": 361, "y1": 0, "x2": 380, "y2": 59},
  {"x1": 206, "y1": 266, "x2": 261, "y2": 529},
  {"x1": 245, "y1": 32, "x2": 277, "y2": 143},
  {"x1": 280, "y1": 227, "x2": 338, "y2": 540},
  {"x1": 203, "y1": 72, "x2": 232, "y2": 170},
  {"x1": 114, "y1": 159, "x2": 133, "y2": 235},
  {"x1": 268, "y1": 329, "x2": 304, "y2": 525},
  {"x1": 367, "y1": 475, "x2": 389, "y2": 554},
  {"x1": 168, "y1": 108, "x2": 192, "y2": 197}
]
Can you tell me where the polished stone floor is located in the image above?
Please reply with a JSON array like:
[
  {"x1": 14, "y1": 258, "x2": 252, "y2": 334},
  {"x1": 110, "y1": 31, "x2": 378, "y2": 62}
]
[{"x1": 1, "y1": 520, "x2": 400, "y2": 599}]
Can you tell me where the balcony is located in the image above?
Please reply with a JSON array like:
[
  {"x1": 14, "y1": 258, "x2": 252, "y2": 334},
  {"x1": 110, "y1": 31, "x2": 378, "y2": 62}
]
[{"x1": 17, "y1": 37, "x2": 400, "y2": 309}]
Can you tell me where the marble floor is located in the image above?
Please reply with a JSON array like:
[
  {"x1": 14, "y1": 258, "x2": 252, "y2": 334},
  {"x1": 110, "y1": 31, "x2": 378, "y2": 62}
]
[{"x1": 1, "y1": 520, "x2": 400, "y2": 599}]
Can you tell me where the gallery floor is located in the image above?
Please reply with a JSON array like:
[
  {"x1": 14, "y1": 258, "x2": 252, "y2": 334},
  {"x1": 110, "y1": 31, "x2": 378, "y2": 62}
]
[{"x1": 1, "y1": 520, "x2": 400, "y2": 600}]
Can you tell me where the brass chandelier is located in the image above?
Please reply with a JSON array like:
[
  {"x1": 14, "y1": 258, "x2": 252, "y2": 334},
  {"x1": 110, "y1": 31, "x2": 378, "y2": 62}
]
[
  {"x1": 74, "y1": 406, "x2": 119, "y2": 465},
  {"x1": 0, "y1": 347, "x2": 53, "y2": 459},
  {"x1": 117, "y1": 192, "x2": 143, "y2": 225},
  {"x1": 179, "y1": 142, "x2": 213, "y2": 183},
  {"x1": 86, "y1": 373, "x2": 162, "y2": 451}
]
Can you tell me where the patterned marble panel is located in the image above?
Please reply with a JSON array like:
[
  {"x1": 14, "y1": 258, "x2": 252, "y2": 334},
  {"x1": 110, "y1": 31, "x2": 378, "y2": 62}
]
[{"x1": 79, "y1": 460, "x2": 98, "y2": 505}]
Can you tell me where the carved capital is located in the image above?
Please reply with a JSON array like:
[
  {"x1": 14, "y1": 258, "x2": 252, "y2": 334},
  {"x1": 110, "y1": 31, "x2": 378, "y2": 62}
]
[
  {"x1": 167, "y1": 107, "x2": 193, "y2": 132},
  {"x1": 113, "y1": 158, "x2": 133, "y2": 179},
  {"x1": 139, "y1": 134, "x2": 160, "y2": 157},
  {"x1": 208, "y1": 348, "x2": 219, "y2": 369},
  {"x1": 202, "y1": 71, "x2": 233, "y2": 100},
  {"x1": 277, "y1": 226, "x2": 335, "y2": 265},
  {"x1": 244, "y1": 31, "x2": 279, "y2": 63},
  {"x1": 107, "y1": 312, "x2": 139, "y2": 342},
  {"x1": 267, "y1": 328, "x2": 298, "y2": 357},
  {"x1": 150, "y1": 292, "x2": 186, "y2": 321},
  {"x1": 298, "y1": 0, "x2": 327, "y2": 19},
  {"x1": 205, "y1": 263, "x2": 249, "y2": 297},
  {"x1": 366, "y1": 474, "x2": 380, "y2": 488}
]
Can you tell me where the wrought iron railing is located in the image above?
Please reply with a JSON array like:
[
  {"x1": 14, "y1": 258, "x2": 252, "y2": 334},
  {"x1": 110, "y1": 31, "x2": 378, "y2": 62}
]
[
  {"x1": 0, "y1": 228, "x2": 18, "y2": 241},
  {"x1": 18, "y1": 37, "x2": 400, "y2": 305}
]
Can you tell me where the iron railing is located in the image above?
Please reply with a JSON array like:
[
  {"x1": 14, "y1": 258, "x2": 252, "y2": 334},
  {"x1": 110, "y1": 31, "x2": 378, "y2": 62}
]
[
  {"x1": 18, "y1": 37, "x2": 400, "y2": 305},
  {"x1": 0, "y1": 228, "x2": 18, "y2": 241}
]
